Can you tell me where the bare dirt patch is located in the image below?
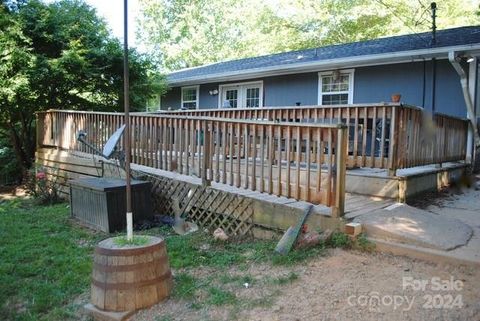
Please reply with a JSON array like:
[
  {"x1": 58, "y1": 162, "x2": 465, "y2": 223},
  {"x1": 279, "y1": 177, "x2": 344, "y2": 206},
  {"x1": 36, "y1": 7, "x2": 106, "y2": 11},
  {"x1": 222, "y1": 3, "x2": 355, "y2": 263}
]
[
  {"x1": 132, "y1": 249, "x2": 480, "y2": 321},
  {"x1": 0, "y1": 186, "x2": 26, "y2": 200}
]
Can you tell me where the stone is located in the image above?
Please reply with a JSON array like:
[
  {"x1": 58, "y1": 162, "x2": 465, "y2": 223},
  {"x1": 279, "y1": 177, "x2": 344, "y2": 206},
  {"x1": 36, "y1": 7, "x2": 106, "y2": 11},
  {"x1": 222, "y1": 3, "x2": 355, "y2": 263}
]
[
  {"x1": 83, "y1": 303, "x2": 135, "y2": 321},
  {"x1": 295, "y1": 231, "x2": 320, "y2": 249},
  {"x1": 213, "y1": 228, "x2": 228, "y2": 241}
]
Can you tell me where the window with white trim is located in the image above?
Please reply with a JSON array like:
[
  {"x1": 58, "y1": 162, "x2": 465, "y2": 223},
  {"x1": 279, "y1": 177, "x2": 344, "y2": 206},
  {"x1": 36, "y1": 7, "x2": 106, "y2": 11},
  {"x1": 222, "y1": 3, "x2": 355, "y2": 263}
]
[
  {"x1": 219, "y1": 81, "x2": 263, "y2": 108},
  {"x1": 181, "y1": 86, "x2": 199, "y2": 109},
  {"x1": 318, "y1": 70, "x2": 354, "y2": 105}
]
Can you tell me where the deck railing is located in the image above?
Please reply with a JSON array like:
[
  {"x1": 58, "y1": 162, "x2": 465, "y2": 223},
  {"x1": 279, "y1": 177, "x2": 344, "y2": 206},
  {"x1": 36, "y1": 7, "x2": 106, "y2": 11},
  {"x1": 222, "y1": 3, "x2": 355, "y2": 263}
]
[
  {"x1": 159, "y1": 103, "x2": 469, "y2": 171},
  {"x1": 36, "y1": 110, "x2": 348, "y2": 215}
]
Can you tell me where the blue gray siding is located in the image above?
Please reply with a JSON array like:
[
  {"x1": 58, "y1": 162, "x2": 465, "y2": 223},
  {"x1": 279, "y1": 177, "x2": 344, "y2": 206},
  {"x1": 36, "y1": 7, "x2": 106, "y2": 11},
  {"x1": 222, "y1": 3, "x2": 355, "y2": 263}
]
[
  {"x1": 161, "y1": 60, "x2": 469, "y2": 118},
  {"x1": 161, "y1": 86, "x2": 181, "y2": 110},
  {"x1": 263, "y1": 73, "x2": 318, "y2": 106}
]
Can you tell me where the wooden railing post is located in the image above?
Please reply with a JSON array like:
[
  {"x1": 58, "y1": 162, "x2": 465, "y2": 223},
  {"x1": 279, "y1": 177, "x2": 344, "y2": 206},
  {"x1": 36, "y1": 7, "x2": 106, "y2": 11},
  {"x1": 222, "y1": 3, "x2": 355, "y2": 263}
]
[
  {"x1": 36, "y1": 113, "x2": 44, "y2": 149},
  {"x1": 333, "y1": 125, "x2": 347, "y2": 217},
  {"x1": 388, "y1": 105, "x2": 398, "y2": 176},
  {"x1": 202, "y1": 120, "x2": 212, "y2": 186}
]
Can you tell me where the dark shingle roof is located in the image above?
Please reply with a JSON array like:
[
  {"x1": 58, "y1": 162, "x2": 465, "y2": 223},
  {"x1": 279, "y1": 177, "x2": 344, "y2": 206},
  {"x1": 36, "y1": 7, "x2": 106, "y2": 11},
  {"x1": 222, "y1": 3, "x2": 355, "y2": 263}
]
[{"x1": 167, "y1": 26, "x2": 480, "y2": 84}]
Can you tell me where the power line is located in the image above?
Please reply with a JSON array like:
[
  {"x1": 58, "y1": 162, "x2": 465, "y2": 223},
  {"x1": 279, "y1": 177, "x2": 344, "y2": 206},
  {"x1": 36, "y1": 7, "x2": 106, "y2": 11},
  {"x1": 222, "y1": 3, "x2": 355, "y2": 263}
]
[{"x1": 374, "y1": 0, "x2": 432, "y2": 46}]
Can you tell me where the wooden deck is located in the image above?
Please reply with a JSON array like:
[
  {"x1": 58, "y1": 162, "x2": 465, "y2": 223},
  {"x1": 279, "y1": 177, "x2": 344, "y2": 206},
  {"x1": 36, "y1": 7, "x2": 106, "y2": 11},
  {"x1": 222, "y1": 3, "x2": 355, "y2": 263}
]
[{"x1": 35, "y1": 106, "x2": 469, "y2": 221}]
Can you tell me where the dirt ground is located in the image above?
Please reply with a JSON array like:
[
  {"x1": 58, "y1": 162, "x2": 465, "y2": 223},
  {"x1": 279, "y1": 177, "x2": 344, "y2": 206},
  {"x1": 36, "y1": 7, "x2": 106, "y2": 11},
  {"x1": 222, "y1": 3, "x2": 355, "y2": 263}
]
[
  {"x1": 133, "y1": 249, "x2": 480, "y2": 321},
  {"x1": 0, "y1": 186, "x2": 26, "y2": 200}
]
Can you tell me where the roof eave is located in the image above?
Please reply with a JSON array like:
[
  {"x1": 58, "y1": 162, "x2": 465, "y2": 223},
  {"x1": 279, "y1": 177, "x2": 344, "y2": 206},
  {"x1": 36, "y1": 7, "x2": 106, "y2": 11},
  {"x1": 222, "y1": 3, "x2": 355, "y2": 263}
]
[{"x1": 168, "y1": 44, "x2": 480, "y2": 87}]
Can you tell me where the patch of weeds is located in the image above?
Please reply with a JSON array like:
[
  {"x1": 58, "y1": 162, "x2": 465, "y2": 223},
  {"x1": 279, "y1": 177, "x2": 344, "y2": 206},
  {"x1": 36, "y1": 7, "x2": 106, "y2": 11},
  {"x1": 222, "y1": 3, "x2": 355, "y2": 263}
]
[
  {"x1": 354, "y1": 233, "x2": 376, "y2": 252},
  {"x1": 219, "y1": 273, "x2": 254, "y2": 286},
  {"x1": 271, "y1": 243, "x2": 325, "y2": 266},
  {"x1": 270, "y1": 272, "x2": 299, "y2": 285},
  {"x1": 189, "y1": 302, "x2": 203, "y2": 310},
  {"x1": 329, "y1": 232, "x2": 352, "y2": 248},
  {"x1": 113, "y1": 235, "x2": 149, "y2": 247},
  {"x1": 172, "y1": 273, "x2": 198, "y2": 300},
  {"x1": 206, "y1": 286, "x2": 237, "y2": 306},
  {"x1": 207, "y1": 250, "x2": 244, "y2": 268}
]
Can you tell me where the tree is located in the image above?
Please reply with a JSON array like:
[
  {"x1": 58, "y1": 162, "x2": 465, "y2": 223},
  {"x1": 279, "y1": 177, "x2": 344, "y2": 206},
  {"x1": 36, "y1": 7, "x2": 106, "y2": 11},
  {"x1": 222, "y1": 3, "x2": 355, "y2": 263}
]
[
  {"x1": 0, "y1": 0, "x2": 166, "y2": 175},
  {"x1": 137, "y1": 0, "x2": 266, "y2": 70},
  {"x1": 137, "y1": 0, "x2": 479, "y2": 72}
]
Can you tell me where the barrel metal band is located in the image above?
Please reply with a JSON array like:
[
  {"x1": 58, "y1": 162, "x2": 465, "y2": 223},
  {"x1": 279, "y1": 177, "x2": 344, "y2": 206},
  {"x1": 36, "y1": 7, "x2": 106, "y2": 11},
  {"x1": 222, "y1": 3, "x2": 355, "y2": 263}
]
[{"x1": 93, "y1": 256, "x2": 167, "y2": 272}]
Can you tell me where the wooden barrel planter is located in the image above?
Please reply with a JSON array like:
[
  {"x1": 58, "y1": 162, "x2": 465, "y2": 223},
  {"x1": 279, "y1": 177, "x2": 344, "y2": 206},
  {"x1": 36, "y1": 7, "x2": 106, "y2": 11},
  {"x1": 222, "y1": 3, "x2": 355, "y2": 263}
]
[{"x1": 91, "y1": 236, "x2": 173, "y2": 312}]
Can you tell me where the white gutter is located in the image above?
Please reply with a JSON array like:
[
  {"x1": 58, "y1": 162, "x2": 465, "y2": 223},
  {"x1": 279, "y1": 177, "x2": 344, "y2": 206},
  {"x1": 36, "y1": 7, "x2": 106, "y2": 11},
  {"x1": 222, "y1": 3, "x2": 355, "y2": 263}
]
[
  {"x1": 448, "y1": 51, "x2": 480, "y2": 165},
  {"x1": 169, "y1": 44, "x2": 480, "y2": 86}
]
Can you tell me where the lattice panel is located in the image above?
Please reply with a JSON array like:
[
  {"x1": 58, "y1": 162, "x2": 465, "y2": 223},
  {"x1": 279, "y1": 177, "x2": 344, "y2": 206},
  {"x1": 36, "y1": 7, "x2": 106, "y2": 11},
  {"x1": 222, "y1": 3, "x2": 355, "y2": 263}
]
[{"x1": 142, "y1": 173, "x2": 254, "y2": 236}]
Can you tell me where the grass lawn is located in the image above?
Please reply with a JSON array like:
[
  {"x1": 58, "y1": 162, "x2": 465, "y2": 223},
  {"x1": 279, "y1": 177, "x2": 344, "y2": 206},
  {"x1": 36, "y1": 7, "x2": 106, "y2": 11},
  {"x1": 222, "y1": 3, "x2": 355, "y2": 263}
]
[
  {"x1": 0, "y1": 198, "x2": 105, "y2": 321},
  {"x1": 0, "y1": 196, "x2": 343, "y2": 321}
]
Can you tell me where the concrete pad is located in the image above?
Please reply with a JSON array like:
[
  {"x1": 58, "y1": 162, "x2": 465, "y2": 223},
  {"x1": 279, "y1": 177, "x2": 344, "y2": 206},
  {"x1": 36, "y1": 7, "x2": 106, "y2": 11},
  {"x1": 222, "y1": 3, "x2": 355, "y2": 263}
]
[
  {"x1": 353, "y1": 203, "x2": 473, "y2": 251},
  {"x1": 370, "y1": 238, "x2": 480, "y2": 267},
  {"x1": 83, "y1": 303, "x2": 135, "y2": 321}
]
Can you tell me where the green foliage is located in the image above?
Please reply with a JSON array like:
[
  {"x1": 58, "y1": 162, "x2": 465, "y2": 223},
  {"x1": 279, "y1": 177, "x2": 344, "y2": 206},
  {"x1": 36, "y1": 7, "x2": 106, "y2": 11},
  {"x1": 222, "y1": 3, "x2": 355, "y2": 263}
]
[
  {"x1": 267, "y1": 272, "x2": 299, "y2": 285},
  {"x1": 138, "y1": 0, "x2": 479, "y2": 71},
  {"x1": 172, "y1": 272, "x2": 198, "y2": 300},
  {"x1": 354, "y1": 233, "x2": 376, "y2": 252},
  {"x1": 0, "y1": 135, "x2": 22, "y2": 185},
  {"x1": 330, "y1": 232, "x2": 352, "y2": 248},
  {"x1": 219, "y1": 273, "x2": 254, "y2": 286},
  {"x1": 0, "y1": 198, "x2": 105, "y2": 321},
  {"x1": 0, "y1": 0, "x2": 166, "y2": 172},
  {"x1": 205, "y1": 286, "x2": 237, "y2": 306}
]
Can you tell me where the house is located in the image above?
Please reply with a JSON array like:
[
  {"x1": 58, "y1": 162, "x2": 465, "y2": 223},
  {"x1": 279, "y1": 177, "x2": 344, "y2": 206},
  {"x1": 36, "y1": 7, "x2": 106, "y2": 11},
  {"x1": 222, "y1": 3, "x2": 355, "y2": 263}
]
[{"x1": 161, "y1": 26, "x2": 480, "y2": 121}]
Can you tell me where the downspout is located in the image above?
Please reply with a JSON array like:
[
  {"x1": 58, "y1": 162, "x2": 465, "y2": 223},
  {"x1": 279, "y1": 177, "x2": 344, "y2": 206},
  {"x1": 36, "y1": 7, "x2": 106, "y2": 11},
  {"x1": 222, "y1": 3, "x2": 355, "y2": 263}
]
[{"x1": 448, "y1": 51, "x2": 480, "y2": 165}]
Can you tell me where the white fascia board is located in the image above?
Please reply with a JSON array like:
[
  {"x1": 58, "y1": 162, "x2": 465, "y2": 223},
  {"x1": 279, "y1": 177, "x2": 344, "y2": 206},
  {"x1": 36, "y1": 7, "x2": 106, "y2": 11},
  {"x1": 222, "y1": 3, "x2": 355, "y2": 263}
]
[{"x1": 168, "y1": 44, "x2": 480, "y2": 87}]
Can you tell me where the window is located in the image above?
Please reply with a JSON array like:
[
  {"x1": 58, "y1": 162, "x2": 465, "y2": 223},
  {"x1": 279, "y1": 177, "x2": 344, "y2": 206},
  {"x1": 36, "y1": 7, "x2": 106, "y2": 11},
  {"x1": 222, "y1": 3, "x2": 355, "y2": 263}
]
[
  {"x1": 225, "y1": 89, "x2": 238, "y2": 108},
  {"x1": 181, "y1": 86, "x2": 199, "y2": 109},
  {"x1": 219, "y1": 81, "x2": 263, "y2": 108},
  {"x1": 318, "y1": 70, "x2": 354, "y2": 105},
  {"x1": 246, "y1": 87, "x2": 260, "y2": 107}
]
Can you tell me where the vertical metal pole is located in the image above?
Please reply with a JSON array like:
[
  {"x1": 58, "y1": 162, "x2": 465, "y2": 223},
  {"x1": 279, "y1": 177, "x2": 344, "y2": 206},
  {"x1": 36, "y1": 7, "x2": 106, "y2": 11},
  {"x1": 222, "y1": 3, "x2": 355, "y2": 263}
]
[
  {"x1": 430, "y1": 2, "x2": 437, "y2": 46},
  {"x1": 124, "y1": 0, "x2": 133, "y2": 241}
]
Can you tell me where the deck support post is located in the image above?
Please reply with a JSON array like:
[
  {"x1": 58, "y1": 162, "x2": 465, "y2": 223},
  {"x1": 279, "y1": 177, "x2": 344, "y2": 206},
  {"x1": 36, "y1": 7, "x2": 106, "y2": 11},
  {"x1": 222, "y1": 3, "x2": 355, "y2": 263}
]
[
  {"x1": 36, "y1": 113, "x2": 44, "y2": 149},
  {"x1": 333, "y1": 126, "x2": 347, "y2": 218}
]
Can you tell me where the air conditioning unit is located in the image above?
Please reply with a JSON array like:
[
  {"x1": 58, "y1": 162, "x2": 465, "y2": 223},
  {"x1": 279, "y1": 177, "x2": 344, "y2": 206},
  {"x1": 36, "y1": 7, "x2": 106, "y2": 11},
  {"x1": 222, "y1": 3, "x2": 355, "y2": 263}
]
[{"x1": 69, "y1": 177, "x2": 153, "y2": 233}]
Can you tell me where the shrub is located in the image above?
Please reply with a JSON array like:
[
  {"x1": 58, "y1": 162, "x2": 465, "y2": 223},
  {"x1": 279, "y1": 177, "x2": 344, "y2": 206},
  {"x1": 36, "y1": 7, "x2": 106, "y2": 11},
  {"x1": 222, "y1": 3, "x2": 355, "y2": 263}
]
[
  {"x1": 25, "y1": 166, "x2": 64, "y2": 205},
  {"x1": 0, "y1": 143, "x2": 22, "y2": 186}
]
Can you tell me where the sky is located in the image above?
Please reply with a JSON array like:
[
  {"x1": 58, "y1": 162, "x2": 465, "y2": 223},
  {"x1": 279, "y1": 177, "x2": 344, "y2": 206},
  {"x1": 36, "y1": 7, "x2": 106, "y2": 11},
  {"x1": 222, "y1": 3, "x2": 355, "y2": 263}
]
[{"x1": 84, "y1": 0, "x2": 141, "y2": 47}]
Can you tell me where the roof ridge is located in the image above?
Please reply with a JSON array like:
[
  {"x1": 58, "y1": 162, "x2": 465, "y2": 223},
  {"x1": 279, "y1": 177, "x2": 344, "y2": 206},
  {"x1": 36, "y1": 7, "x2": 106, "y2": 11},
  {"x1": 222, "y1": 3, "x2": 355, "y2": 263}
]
[{"x1": 168, "y1": 25, "x2": 480, "y2": 76}]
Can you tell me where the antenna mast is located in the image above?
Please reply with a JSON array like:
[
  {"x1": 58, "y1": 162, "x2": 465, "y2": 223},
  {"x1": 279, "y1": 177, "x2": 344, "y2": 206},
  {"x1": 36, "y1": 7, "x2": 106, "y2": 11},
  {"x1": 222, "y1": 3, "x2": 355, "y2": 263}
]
[
  {"x1": 430, "y1": 2, "x2": 437, "y2": 46},
  {"x1": 124, "y1": 0, "x2": 133, "y2": 241}
]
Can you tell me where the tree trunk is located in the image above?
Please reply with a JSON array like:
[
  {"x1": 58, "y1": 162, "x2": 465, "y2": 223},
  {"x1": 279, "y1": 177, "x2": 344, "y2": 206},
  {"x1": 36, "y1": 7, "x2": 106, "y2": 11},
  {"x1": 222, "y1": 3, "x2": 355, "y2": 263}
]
[{"x1": 8, "y1": 124, "x2": 31, "y2": 174}]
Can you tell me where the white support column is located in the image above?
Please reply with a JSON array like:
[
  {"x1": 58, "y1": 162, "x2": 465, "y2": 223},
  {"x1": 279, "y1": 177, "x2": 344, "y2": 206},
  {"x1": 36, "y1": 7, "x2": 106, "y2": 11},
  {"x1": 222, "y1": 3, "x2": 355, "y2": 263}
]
[{"x1": 467, "y1": 57, "x2": 477, "y2": 164}]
